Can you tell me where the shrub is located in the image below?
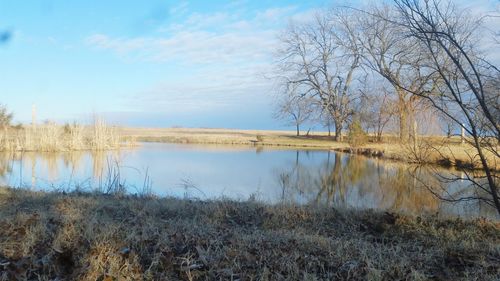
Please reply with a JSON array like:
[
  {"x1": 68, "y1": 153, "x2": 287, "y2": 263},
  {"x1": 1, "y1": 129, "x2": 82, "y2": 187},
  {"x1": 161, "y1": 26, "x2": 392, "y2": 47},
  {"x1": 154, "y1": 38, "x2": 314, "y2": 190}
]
[{"x1": 347, "y1": 119, "x2": 367, "y2": 148}]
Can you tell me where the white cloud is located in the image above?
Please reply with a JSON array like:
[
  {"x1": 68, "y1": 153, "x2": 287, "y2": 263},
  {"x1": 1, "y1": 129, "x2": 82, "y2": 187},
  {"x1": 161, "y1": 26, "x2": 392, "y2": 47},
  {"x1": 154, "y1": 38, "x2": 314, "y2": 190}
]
[
  {"x1": 184, "y1": 12, "x2": 231, "y2": 30},
  {"x1": 84, "y1": 6, "x2": 303, "y2": 65},
  {"x1": 289, "y1": 8, "x2": 321, "y2": 24},
  {"x1": 86, "y1": 29, "x2": 277, "y2": 64},
  {"x1": 132, "y1": 62, "x2": 273, "y2": 113},
  {"x1": 169, "y1": 1, "x2": 189, "y2": 16},
  {"x1": 224, "y1": 0, "x2": 249, "y2": 10},
  {"x1": 84, "y1": 5, "x2": 314, "y2": 116},
  {"x1": 255, "y1": 6, "x2": 298, "y2": 23}
]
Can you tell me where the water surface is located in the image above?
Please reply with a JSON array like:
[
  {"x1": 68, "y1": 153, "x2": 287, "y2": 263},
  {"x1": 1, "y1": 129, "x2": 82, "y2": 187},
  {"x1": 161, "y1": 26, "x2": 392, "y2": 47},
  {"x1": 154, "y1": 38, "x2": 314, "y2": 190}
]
[{"x1": 0, "y1": 142, "x2": 496, "y2": 219}]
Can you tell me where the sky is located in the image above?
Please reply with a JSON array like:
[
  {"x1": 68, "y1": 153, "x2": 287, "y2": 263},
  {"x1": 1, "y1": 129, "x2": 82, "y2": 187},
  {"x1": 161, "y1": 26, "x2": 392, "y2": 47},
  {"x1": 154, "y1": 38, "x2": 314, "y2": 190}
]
[{"x1": 0, "y1": 0, "x2": 498, "y2": 130}]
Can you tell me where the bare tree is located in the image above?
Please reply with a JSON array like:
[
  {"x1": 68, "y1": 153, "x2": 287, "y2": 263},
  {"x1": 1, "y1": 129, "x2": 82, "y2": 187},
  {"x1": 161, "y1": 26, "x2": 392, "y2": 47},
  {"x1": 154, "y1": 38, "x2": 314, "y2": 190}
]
[
  {"x1": 276, "y1": 10, "x2": 361, "y2": 141},
  {"x1": 386, "y1": 0, "x2": 500, "y2": 214},
  {"x1": 359, "y1": 82, "x2": 397, "y2": 142},
  {"x1": 274, "y1": 86, "x2": 315, "y2": 136},
  {"x1": 354, "y1": 4, "x2": 433, "y2": 141},
  {"x1": 319, "y1": 109, "x2": 335, "y2": 137}
]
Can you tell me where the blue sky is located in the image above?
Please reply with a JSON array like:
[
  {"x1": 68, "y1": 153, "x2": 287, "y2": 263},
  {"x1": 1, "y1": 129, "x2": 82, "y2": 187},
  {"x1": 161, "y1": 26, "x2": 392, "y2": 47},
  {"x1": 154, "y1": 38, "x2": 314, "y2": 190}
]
[
  {"x1": 0, "y1": 0, "x2": 497, "y2": 129},
  {"x1": 0, "y1": 0, "x2": 331, "y2": 129}
]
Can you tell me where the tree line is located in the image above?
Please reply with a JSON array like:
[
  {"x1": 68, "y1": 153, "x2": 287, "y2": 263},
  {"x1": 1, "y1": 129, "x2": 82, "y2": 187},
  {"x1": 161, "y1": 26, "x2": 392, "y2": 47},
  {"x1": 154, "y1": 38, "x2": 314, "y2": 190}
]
[{"x1": 273, "y1": 0, "x2": 500, "y2": 214}]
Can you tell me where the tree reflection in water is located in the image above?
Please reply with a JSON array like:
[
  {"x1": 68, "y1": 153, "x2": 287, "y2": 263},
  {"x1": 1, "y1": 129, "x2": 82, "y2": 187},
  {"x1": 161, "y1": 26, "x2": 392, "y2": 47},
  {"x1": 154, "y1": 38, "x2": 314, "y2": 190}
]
[
  {"x1": 0, "y1": 152, "x2": 14, "y2": 180},
  {"x1": 0, "y1": 146, "x2": 496, "y2": 219},
  {"x1": 276, "y1": 151, "x2": 496, "y2": 218},
  {"x1": 0, "y1": 151, "x2": 117, "y2": 191}
]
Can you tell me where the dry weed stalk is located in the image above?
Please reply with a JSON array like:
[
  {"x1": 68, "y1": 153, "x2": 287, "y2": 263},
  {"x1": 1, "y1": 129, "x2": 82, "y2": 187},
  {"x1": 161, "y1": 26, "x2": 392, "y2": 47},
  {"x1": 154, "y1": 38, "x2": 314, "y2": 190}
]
[{"x1": 0, "y1": 119, "x2": 123, "y2": 152}]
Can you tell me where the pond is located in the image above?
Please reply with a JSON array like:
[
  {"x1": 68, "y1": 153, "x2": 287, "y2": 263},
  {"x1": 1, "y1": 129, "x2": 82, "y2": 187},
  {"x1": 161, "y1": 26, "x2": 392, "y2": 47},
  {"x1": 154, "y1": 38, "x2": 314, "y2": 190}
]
[{"x1": 0, "y1": 142, "x2": 497, "y2": 219}]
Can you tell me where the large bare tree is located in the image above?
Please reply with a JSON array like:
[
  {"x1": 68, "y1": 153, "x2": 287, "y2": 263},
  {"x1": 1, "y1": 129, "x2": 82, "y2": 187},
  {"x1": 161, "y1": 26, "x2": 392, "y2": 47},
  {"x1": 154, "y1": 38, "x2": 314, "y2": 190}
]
[
  {"x1": 353, "y1": 4, "x2": 434, "y2": 141},
  {"x1": 276, "y1": 10, "x2": 361, "y2": 141},
  {"x1": 386, "y1": 0, "x2": 500, "y2": 214}
]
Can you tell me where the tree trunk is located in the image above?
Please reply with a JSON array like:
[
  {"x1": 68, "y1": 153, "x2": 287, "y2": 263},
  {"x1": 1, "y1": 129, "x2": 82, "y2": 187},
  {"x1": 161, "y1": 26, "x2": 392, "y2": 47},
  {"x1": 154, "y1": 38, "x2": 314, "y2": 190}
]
[
  {"x1": 399, "y1": 108, "x2": 408, "y2": 142},
  {"x1": 296, "y1": 124, "x2": 300, "y2": 136},
  {"x1": 334, "y1": 123, "x2": 342, "y2": 142},
  {"x1": 397, "y1": 89, "x2": 408, "y2": 142},
  {"x1": 412, "y1": 119, "x2": 418, "y2": 146}
]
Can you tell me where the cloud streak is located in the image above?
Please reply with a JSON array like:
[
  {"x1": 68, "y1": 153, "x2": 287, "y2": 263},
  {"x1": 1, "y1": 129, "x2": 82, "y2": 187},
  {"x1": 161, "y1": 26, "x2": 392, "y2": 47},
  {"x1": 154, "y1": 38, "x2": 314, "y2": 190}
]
[
  {"x1": 131, "y1": 62, "x2": 272, "y2": 113},
  {"x1": 86, "y1": 29, "x2": 277, "y2": 64},
  {"x1": 83, "y1": 4, "x2": 315, "y2": 126},
  {"x1": 84, "y1": 5, "x2": 303, "y2": 65}
]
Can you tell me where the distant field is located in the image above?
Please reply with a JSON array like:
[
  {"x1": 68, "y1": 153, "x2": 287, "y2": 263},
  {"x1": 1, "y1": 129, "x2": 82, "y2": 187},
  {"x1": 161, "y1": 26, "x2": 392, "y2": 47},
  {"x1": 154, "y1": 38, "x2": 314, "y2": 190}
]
[
  {"x1": 119, "y1": 127, "x2": 498, "y2": 170},
  {"x1": 119, "y1": 127, "x2": 339, "y2": 148}
]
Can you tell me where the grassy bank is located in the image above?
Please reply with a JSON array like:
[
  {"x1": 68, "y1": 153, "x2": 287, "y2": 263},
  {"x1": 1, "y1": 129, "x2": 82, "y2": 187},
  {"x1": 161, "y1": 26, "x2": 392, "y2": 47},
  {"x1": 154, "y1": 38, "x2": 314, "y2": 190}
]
[
  {"x1": 0, "y1": 187, "x2": 498, "y2": 280},
  {"x1": 120, "y1": 127, "x2": 498, "y2": 170}
]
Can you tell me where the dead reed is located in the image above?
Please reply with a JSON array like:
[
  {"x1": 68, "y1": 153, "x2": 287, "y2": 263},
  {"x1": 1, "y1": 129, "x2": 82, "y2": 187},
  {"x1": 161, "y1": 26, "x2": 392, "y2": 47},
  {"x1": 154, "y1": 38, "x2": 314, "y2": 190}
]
[{"x1": 0, "y1": 120, "x2": 133, "y2": 152}]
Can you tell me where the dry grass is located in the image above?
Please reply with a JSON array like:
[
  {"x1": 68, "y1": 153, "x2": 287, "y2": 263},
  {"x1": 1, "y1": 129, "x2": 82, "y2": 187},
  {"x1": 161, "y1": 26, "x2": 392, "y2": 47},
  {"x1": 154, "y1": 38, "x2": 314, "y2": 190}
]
[
  {"x1": 0, "y1": 121, "x2": 136, "y2": 152},
  {"x1": 120, "y1": 127, "x2": 498, "y2": 169},
  {"x1": 0, "y1": 187, "x2": 498, "y2": 280},
  {"x1": 121, "y1": 127, "x2": 340, "y2": 149},
  {"x1": 357, "y1": 139, "x2": 498, "y2": 170}
]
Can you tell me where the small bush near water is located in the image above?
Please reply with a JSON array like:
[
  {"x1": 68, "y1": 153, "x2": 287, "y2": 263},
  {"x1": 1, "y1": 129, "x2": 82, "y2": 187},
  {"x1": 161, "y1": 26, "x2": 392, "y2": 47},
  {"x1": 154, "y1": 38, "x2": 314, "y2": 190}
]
[
  {"x1": 348, "y1": 120, "x2": 368, "y2": 148},
  {"x1": 0, "y1": 187, "x2": 498, "y2": 280}
]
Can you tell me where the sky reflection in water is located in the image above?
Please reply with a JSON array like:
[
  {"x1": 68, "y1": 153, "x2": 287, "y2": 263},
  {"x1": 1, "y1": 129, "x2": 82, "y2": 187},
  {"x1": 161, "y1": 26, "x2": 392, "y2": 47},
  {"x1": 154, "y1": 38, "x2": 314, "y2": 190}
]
[{"x1": 0, "y1": 142, "x2": 496, "y2": 220}]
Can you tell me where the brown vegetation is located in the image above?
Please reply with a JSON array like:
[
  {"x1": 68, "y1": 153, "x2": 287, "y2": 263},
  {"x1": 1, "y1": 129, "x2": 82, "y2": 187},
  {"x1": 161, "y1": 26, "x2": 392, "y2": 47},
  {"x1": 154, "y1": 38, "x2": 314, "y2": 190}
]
[
  {"x1": 272, "y1": 0, "x2": 499, "y2": 213},
  {"x1": 0, "y1": 187, "x2": 498, "y2": 280},
  {"x1": 120, "y1": 127, "x2": 498, "y2": 170},
  {"x1": 0, "y1": 120, "x2": 135, "y2": 152}
]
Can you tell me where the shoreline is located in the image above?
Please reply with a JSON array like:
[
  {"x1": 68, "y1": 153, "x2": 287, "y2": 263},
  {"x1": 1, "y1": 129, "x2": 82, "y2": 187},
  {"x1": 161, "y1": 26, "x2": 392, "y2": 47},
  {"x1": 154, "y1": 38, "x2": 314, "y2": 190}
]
[
  {"x1": 1, "y1": 126, "x2": 495, "y2": 171},
  {"x1": 0, "y1": 187, "x2": 498, "y2": 280},
  {"x1": 124, "y1": 127, "x2": 492, "y2": 170}
]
